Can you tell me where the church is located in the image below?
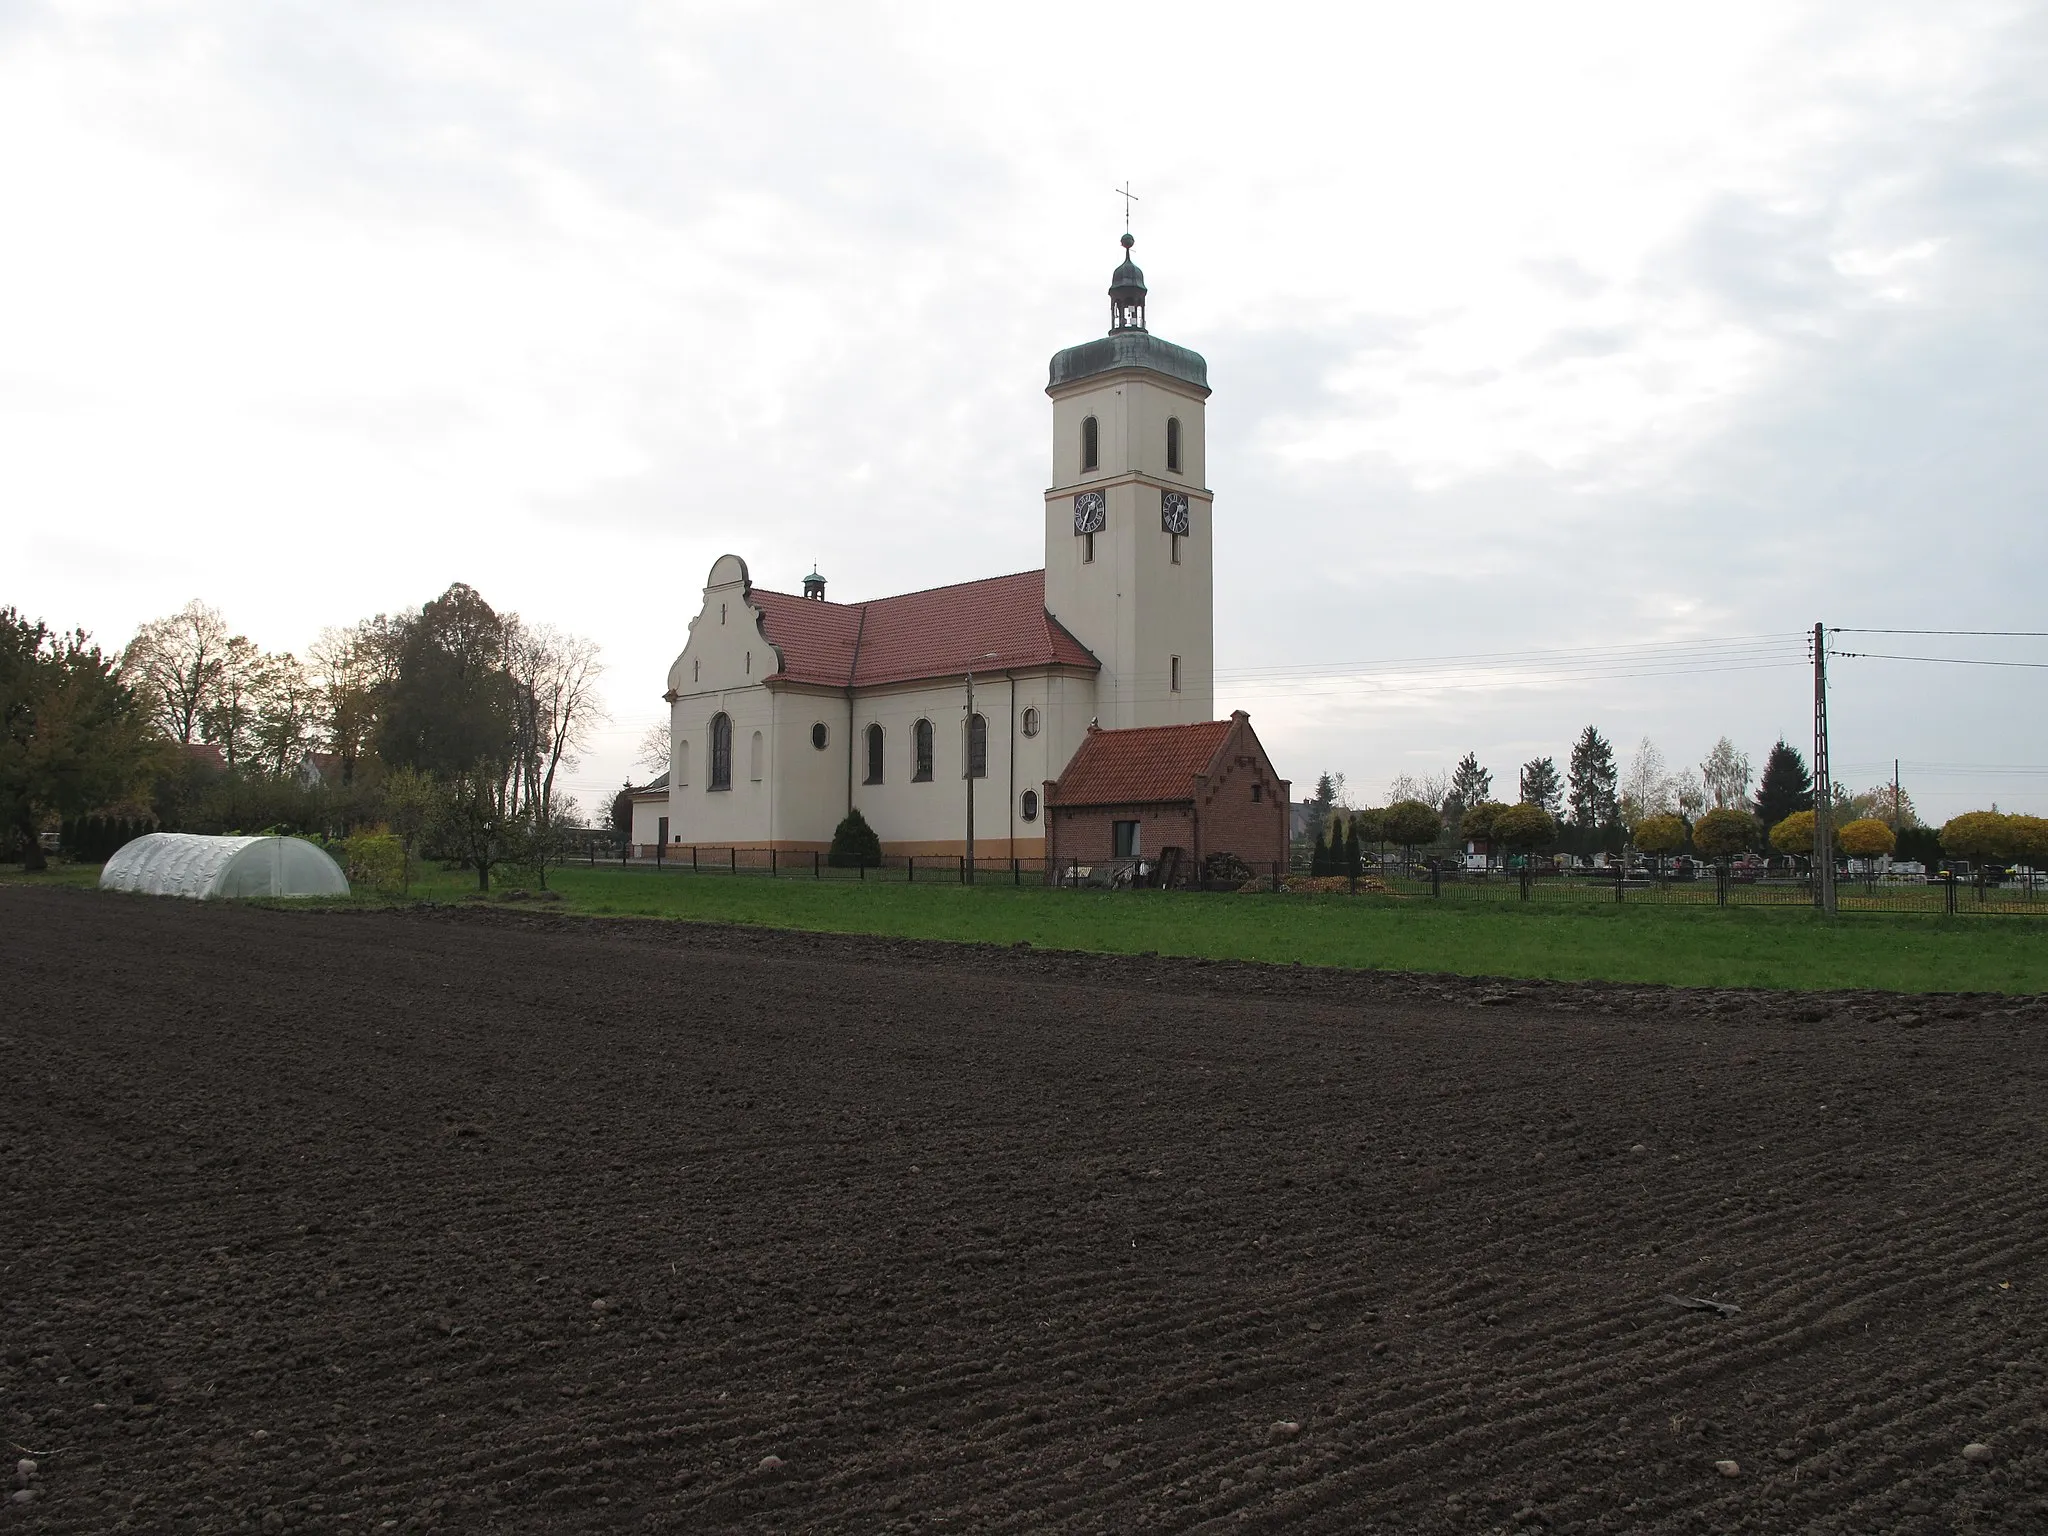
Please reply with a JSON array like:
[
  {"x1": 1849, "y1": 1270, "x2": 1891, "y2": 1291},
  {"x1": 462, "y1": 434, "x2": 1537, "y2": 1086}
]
[{"x1": 639, "y1": 234, "x2": 1290, "y2": 872}]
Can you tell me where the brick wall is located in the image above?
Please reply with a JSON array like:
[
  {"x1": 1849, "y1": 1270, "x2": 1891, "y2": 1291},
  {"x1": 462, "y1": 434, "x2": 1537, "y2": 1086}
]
[
  {"x1": 1189, "y1": 713, "x2": 1290, "y2": 871},
  {"x1": 1044, "y1": 803, "x2": 1197, "y2": 867}
]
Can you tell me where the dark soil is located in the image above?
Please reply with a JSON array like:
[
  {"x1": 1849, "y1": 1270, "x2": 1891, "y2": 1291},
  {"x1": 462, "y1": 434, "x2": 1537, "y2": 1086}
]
[{"x1": 4, "y1": 887, "x2": 2046, "y2": 1534}]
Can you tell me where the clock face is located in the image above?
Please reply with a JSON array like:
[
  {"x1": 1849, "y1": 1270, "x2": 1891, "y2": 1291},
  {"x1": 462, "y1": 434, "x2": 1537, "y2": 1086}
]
[
  {"x1": 1160, "y1": 490, "x2": 1190, "y2": 536},
  {"x1": 1073, "y1": 490, "x2": 1106, "y2": 535}
]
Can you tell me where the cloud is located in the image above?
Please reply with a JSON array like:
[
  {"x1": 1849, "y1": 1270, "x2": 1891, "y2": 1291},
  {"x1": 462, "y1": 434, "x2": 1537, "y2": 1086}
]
[{"x1": 3, "y1": 0, "x2": 2045, "y2": 820}]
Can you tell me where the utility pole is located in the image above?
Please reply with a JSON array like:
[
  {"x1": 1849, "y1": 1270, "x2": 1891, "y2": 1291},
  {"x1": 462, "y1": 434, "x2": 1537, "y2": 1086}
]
[
  {"x1": 1893, "y1": 758, "x2": 1902, "y2": 835},
  {"x1": 964, "y1": 670, "x2": 976, "y2": 884},
  {"x1": 1813, "y1": 622, "x2": 1836, "y2": 916}
]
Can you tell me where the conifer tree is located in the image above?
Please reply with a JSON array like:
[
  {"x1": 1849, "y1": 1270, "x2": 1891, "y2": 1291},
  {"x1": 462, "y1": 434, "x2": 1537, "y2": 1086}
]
[
  {"x1": 1567, "y1": 727, "x2": 1619, "y2": 833},
  {"x1": 1311, "y1": 825, "x2": 1330, "y2": 876},
  {"x1": 1343, "y1": 818, "x2": 1362, "y2": 878},
  {"x1": 1753, "y1": 740, "x2": 1815, "y2": 830}
]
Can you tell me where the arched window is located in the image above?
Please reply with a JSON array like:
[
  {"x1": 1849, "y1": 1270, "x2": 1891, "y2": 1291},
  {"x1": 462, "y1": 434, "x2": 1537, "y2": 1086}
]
[
  {"x1": 709, "y1": 713, "x2": 732, "y2": 790},
  {"x1": 1021, "y1": 706, "x2": 1040, "y2": 738},
  {"x1": 811, "y1": 722, "x2": 829, "y2": 750},
  {"x1": 1166, "y1": 416, "x2": 1181, "y2": 473},
  {"x1": 749, "y1": 730, "x2": 764, "y2": 781},
  {"x1": 1021, "y1": 789, "x2": 1038, "y2": 822},
  {"x1": 912, "y1": 719, "x2": 935, "y2": 782},
  {"x1": 864, "y1": 723, "x2": 884, "y2": 785},
  {"x1": 966, "y1": 712, "x2": 987, "y2": 779},
  {"x1": 1081, "y1": 415, "x2": 1098, "y2": 473}
]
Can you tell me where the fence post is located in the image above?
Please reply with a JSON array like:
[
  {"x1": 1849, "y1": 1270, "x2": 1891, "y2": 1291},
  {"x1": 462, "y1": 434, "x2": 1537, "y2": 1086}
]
[
  {"x1": 1431, "y1": 861, "x2": 1441, "y2": 899},
  {"x1": 908, "y1": 856, "x2": 915, "y2": 884},
  {"x1": 769, "y1": 848, "x2": 776, "y2": 878},
  {"x1": 959, "y1": 855, "x2": 966, "y2": 885},
  {"x1": 1012, "y1": 858, "x2": 1020, "y2": 885},
  {"x1": 1520, "y1": 867, "x2": 1531, "y2": 902},
  {"x1": 815, "y1": 850, "x2": 821, "y2": 879},
  {"x1": 1273, "y1": 862, "x2": 1283, "y2": 894},
  {"x1": 1615, "y1": 869, "x2": 1624, "y2": 904},
  {"x1": 690, "y1": 846, "x2": 698, "y2": 873},
  {"x1": 656, "y1": 841, "x2": 663, "y2": 870},
  {"x1": 859, "y1": 854, "x2": 866, "y2": 881},
  {"x1": 1717, "y1": 866, "x2": 1728, "y2": 907}
]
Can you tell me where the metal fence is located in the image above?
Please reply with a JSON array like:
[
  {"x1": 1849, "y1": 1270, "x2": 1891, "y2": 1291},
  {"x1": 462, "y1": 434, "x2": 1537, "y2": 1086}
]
[
  {"x1": 612, "y1": 845, "x2": 1051, "y2": 884},
  {"x1": 574, "y1": 841, "x2": 2046, "y2": 913},
  {"x1": 1360, "y1": 864, "x2": 2047, "y2": 915}
]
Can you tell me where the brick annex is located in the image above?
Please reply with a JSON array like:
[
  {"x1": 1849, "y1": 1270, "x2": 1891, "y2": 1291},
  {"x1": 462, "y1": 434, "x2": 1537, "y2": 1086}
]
[{"x1": 1043, "y1": 711, "x2": 1290, "y2": 883}]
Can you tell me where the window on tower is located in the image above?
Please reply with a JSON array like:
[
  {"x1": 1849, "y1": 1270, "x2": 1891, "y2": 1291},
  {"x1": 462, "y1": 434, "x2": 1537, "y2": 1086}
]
[
  {"x1": 1083, "y1": 531, "x2": 1095, "y2": 564},
  {"x1": 1166, "y1": 417, "x2": 1181, "y2": 473},
  {"x1": 913, "y1": 719, "x2": 935, "y2": 782},
  {"x1": 1081, "y1": 415, "x2": 1099, "y2": 473},
  {"x1": 1171, "y1": 656, "x2": 1181, "y2": 693}
]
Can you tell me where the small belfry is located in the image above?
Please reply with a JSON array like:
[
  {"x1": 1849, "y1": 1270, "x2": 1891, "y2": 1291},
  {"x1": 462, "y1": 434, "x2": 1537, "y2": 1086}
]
[
  {"x1": 1109, "y1": 232, "x2": 1147, "y2": 333},
  {"x1": 639, "y1": 223, "x2": 1284, "y2": 881}
]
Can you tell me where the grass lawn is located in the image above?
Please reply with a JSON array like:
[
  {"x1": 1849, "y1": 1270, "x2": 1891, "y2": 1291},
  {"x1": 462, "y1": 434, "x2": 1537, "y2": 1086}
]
[
  {"x1": 13, "y1": 857, "x2": 2041, "y2": 993},
  {"x1": 420, "y1": 862, "x2": 2043, "y2": 994}
]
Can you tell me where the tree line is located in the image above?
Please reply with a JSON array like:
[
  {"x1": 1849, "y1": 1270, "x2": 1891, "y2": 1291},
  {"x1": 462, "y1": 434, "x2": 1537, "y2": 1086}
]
[
  {"x1": 1304, "y1": 728, "x2": 2021, "y2": 871},
  {"x1": 3, "y1": 584, "x2": 604, "y2": 888}
]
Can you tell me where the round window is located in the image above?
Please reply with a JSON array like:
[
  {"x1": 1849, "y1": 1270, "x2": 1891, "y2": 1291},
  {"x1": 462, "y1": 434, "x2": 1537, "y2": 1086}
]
[
  {"x1": 1021, "y1": 706, "x2": 1040, "y2": 738},
  {"x1": 811, "y1": 722, "x2": 829, "y2": 750},
  {"x1": 1021, "y1": 789, "x2": 1039, "y2": 822}
]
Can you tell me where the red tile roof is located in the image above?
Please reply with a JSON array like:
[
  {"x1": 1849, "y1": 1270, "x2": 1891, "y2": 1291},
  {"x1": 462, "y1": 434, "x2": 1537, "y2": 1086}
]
[
  {"x1": 751, "y1": 570, "x2": 1098, "y2": 688},
  {"x1": 1049, "y1": 718, "x2": 1236, "y2": 806}
]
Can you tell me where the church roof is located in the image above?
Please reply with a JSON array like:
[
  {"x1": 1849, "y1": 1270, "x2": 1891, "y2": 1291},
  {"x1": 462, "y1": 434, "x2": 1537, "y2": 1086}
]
[
  {"x1": 1048, "y1": 717, "x2": 1239, "y2": 807},
  {"x1": 1047, "y1": 332, "x2": 1209, "y2": 394},
  {"x1": 750, "y1": 570, "x2": 1099, "y2": 689}
]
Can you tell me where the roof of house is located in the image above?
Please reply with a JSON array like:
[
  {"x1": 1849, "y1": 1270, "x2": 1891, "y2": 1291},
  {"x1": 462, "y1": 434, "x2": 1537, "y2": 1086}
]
[
  {"x1": 1049, "y1": 718, "x2": 1238, "y2": 807},
  {"x1": 631, "y1": 770, "x2": 670, "y2": 798},
  {"x1": 749, "y1": 570, "x2": 1099, "y2": 689}
]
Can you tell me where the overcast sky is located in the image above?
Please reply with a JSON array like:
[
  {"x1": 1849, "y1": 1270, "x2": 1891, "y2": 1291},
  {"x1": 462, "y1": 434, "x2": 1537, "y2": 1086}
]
[{"x1": 5, "y1": 0, "x2": 2044, "y2": 819}]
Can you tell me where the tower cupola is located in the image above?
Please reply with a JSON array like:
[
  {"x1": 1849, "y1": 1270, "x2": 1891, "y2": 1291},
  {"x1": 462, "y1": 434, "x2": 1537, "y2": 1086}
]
[
  {"x1": 802, "y1": 566, "x2": 826, "y2": 600},
  {"x1": 1108, "y1": 233, "x2": 1147, "y2": 333}
]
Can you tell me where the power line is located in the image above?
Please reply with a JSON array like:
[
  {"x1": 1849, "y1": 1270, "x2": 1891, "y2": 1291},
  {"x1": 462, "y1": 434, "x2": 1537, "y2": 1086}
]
[
  {"x1": 1832, "y1": 627, "x2": 2048, "y2": 638},
  {"x1": 1831, "y1": 650, "x2": 2048, "y2": 670}
]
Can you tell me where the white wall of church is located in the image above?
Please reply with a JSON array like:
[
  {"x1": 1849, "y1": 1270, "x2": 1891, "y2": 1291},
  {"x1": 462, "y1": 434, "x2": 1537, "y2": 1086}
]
[{"x1": 769, "y1": 688, "x2": 849, "y2": 847}]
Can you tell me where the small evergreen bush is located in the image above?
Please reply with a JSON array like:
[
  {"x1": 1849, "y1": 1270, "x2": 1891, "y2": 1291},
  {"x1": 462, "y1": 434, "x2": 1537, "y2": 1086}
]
[{"x1": 828, "y1": 808, "x2": 883, "y2": 868}]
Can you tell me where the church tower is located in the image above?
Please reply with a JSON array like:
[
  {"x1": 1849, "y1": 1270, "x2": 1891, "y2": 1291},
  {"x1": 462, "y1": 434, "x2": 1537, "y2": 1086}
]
[{"x1": 1042, "y1": 234, "x2": 1214, "y2": 729}]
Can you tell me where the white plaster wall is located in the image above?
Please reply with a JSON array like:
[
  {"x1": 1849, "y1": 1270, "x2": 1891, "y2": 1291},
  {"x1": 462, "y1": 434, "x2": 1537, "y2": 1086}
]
[
  {"x1": 770, "y1": 687, "x2": 848, "y2": 847},
  {"x1": 663, "y1": 555, "x2": 779, "y2": 846},
  {"x1": 1043, "y1": 370, "x2": 1213, "y2": 731}
]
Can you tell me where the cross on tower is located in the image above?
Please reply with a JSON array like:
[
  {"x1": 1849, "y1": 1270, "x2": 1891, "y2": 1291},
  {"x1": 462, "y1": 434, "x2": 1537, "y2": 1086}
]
[{"x1": 1113, "y1": 180, "x2": 1139, "y2": 232}]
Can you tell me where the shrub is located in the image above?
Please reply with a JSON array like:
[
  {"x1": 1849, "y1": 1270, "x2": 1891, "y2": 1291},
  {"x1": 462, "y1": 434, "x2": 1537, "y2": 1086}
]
[
  {"x1": 828, "y1": 808, "x2": 882, "y2": 868},
  {"x1": 340, "y1": 831, "x2": 406, "y2": 894},
  {"x1": 1940, "y1": 811, "x2": 2013, "y2": 863},
  {"x1": 1491, "y1": 803, "x2": 1557, "y2": 855},
  {"x1": 1769, "y1": 809, "x2": 1818, "y2": 857},
  {"x1": 1382, "y1": 799, "x2": 1443, "y2": 851},
  {"x1": 1836, "y1": 818, "x2": 1897, "y2": 859},
  {"x1": 1633, "y1": 814, "x2": 1689, "y2": 856},
  {"x1": 1692, "y1": 808, "x2": 1758, "y2": 859}
]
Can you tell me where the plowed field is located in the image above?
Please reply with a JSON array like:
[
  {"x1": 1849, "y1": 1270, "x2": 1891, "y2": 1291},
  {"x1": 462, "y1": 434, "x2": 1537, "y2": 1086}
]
[{"x1": 4, "y1": 887, "x2": 2046, "y2": 1534}]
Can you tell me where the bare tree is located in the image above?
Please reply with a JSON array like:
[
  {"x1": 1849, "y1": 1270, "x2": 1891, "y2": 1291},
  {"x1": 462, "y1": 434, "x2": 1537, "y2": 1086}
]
[
  {"x1": 122, "y1": 600, "x2": 230, "y2": 743},
  {"x1": 199, "y1": 633, "x2": 266, "y2": 769},
  {"x1": 1700, "y1": 737, "x2": 1752, "y2": 811},
  {"x1": 309, "y1": 617, "x2": 404, "y2": 785},
  {"x1": 504, "y1": 621, "x2": 606, "y2": 822},
  {"x1": 1387, "y1": 771, "x2": 1452, "y2": 813},
  {"x1": 635, "y1": 719, "x2": 673, "y2": 778},
  {"x1": 252, "y1": 652, "x2": 322, "y2": 775},
  {"x1": 1619, "y1": 737, "x2": 1673, "y2": 827}
]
